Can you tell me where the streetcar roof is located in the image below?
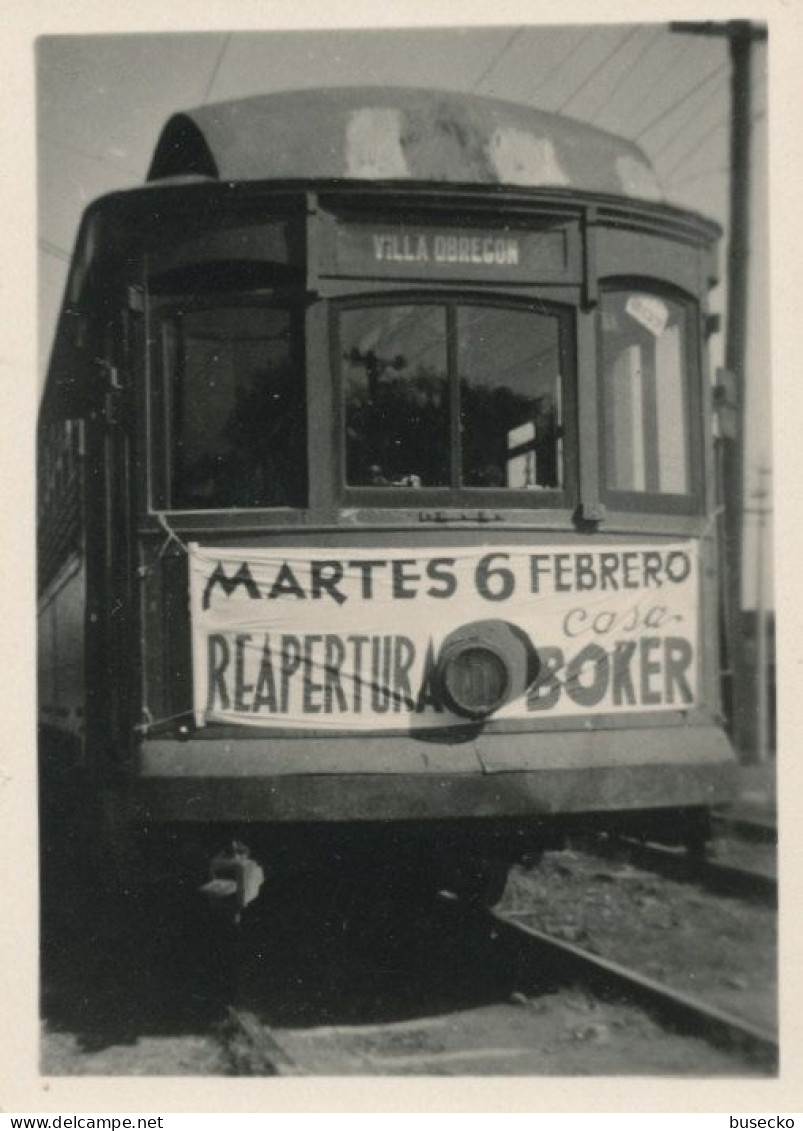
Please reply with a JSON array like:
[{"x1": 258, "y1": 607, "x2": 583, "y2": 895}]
[{"x1": 147, "y1": 87, "x2": 664, "y2": 203}]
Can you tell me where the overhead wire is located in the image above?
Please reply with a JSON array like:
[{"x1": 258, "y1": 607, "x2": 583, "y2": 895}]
[
  {"x1": 664, "y1": 166, "x2": 728, "y2": 191},
  {"x1": 202, "y1": 33, "x2": 231, "y2": 104},
  {"x1": 586, "y1": 25, "x2": 663, "y2": 124},
  {"x1": 634, "y1": 61, "x2": 728, "y2": 142},
  {"x1": 524, "y1": 28, "x2": 594, "y2": 103},
  {"x1": 651, "y1": 35, "x2": 765, "y2": 159},
  {"x1": 39, "y1": 238, "x2": 71, "y2": 264},
  {"x1": 609, "y1": 34, "x2": 687, "y2": 139},
  {"x1": 662, "y1": 108, "x2": 765, "y2": 182},
  {"x1": 649, "y1": 77, "x2": 729, "y2": 162},
  {"x1": 661, "y1": 117, "x2": 728, "y2": 180},
  {"x1": 470, "y1": 27, "x2": 523, "y2": 92},
  {"x1": 557, "y1": 25, "x2": 641, "y2": 114}
]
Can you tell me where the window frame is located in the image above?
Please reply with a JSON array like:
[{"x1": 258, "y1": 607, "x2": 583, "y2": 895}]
[
  {"x1": 596, "y1": 280, "x2": 705, "y2": 517},
  {"x1": 332, "y1": 291, "x2": 578, "y2": 509},
  {"x1": 150, "y1": 289, "x2": 308, "y2": 514}
]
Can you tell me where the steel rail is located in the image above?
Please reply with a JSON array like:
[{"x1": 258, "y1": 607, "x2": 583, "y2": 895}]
[
  {"x1": 218, "y1": 899, "x2": 776, "y2": 1074},
  {"x1": 222, "y1": 1006, "x2": 302, "y2": 1076},
  {"x1": 482, "y1": 906, "x2": 778, "y2": 1068},
  {"x1": 712, "y1": 812, "x2": 777, "y2": 845},
  {"x1": 592, "y1": 835, "x2": 777, "y2": 906}
]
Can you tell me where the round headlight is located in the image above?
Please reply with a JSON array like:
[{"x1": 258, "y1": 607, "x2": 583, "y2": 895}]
[{"x1": 440, "y1": 641, "x2": 510, "y2": 719}]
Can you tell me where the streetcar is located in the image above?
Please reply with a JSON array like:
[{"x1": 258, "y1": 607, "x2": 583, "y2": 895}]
[{"x1": 37, "y1": 87, "x2": 735, "y2": 911}]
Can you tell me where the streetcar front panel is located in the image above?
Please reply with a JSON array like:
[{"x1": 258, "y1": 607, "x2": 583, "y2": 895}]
[{"x1": 38, "y1": 91, "x2": 735, "y2": 870}]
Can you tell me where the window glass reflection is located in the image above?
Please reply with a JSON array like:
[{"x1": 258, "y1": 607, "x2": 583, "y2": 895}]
[
  {"x1": 457, "y1": 306, "x2": 563, "y2": 489},
  {"x1": 169, "y1": 306, "x2": 305, "y2": 508},
  {"x1": 601, "y1": 292, "x2": 690, "y2": 496},
  {"x1": 343, "y1": 305, "x2": 449, "y2": 487},
  {"x1": 342, "y1": 301, "x2": 567, "y2": 493}
]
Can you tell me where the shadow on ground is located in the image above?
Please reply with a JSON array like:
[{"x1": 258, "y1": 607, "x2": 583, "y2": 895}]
[{"x1": 41, "y1": 855, "x2": 536, "y2": 1055}]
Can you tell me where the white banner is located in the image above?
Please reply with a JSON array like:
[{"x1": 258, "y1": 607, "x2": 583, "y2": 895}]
[{"x1": 188, "y1": 542, "x2": 699, "y2": 731}]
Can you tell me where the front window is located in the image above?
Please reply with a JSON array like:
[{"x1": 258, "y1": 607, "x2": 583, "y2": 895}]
[
  {"x1": 600, "y1": 290, "x2": 697, "y2": 503},
  {"x1": 342, "y1": 304, "x2": 450, "y2": 487},
  {"x1": 341, "y1": 300, "x2": 571, "y2": 496},
  {"x1": 163, "y1": 303, "x2": 306, "y2": 509},
  {"x1": 458, "y1": 305, "x2": 563, "y2": 490}
]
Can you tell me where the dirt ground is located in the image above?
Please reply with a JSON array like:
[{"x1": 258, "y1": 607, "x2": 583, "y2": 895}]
[
  {"x1": 269, "y1": 991, "x2": 765, "y2": 1076},
  {"x1": 501, "y1": 846, "x2": 777, "y2": 1032},
  {"x1": 40, "y1": 845, "x2": 776, "y2": 1076}
]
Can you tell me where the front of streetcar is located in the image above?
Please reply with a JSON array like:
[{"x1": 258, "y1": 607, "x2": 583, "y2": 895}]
[{"x1": 42, "y1": 88, "x2": 737, "y2": 905}]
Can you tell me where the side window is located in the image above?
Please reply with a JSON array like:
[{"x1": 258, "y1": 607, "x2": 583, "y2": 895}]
[
  {"x1": 600, "y1": 290, "x2": 699, "y2": 508},
  {"x1": 37, "y1": 417, "x2": 83, "y2": 589},
  {"x1": 162, "y1": 304, "x2": 306, "y2": 510}
]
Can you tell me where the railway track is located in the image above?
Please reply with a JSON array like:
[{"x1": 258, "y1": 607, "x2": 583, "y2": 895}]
[
  {"x1": 217, "y1": 894, "x2": 778, "y2": 1076},
  {"x1": 223, "y1": 1005, "x2": 302, "y2": 1076},
  {"x1": 713, "y1": 812, "x2": 777, "y2": 845},
  {"x1": 481, "y1": 905, "x2": 778, "y2": 1068},
  {"x1": 585, "y1": 834, "x2": 777, "y2": 906}
]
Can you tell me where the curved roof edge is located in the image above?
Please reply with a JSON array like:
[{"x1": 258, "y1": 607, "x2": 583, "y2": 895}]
[{"x1": 147, "y1": 87, "x2": 664, "y2": 203}]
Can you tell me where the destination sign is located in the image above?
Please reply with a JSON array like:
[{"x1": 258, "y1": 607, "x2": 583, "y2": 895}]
[
  {"x1": 332, "y1": 222, "x2": 571, "y2": 281},
  {"x1": 372, "y1": 232, "x2": 520, "y2": 266}
]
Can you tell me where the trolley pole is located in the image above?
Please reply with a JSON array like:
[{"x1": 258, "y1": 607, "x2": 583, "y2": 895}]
[{"x1": 670, "y1": 21, "x2": 766, "y2": 753}]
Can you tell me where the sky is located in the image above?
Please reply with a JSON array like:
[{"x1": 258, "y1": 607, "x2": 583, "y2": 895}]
[{"x1": 36, "y1": 22, "x2": 770, "y2": 604}]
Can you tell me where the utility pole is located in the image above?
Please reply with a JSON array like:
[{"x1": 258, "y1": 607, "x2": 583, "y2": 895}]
[
  {"x1": 745, "y1": 465, "x2": 772, "y2": 763},
  {"x1": 670, "y1": 20, "x2": 767, "y2": 754}
]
